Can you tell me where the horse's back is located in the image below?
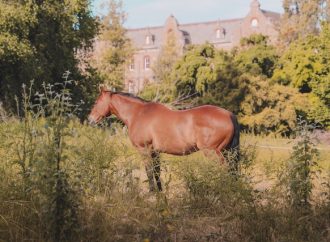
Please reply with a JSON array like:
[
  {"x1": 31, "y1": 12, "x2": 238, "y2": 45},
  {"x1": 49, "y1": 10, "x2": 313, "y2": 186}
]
[{"x1": 137, "y1": 104, "x2": 232, "y2": 131}]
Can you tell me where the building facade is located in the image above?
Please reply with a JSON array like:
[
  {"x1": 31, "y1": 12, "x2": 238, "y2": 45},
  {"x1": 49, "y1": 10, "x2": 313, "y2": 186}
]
[{"x1": 124, "y1": 0, "x2": 280, "y2": 93}]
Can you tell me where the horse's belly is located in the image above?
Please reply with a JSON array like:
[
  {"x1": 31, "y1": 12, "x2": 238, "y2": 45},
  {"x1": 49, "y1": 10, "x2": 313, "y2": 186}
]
[{"x1": 152, "y1": 138, "x2": 197, "y2": 155}]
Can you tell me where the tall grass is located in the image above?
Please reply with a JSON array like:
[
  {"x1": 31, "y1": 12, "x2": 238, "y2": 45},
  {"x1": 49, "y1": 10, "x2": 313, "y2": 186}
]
[{"x1": 0, "y1": 82, "x2": 329, "y2": 241}]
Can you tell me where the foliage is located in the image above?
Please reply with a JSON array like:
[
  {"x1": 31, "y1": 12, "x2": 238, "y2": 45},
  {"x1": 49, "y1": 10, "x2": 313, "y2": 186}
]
[
  {"x1": 149, "y1": 30, "x2": 329, "y2": 135},
  {"x1": 236, "y1": 34, "x2": 279, "y2": 78},
  {"x1": 168, "y1": 35, "x2": 316, "y2": 135},
  {"x1": 239, "y1": 74, "x2": 308, "y2": 135},
  {"x1": 173, "y1": 44, "x2": 219, "y2": 95},
  {"x1": 139, "y1": 81, "x2": 176, "y2": 103},
  {"x1": 0, "y1": 0, "x2": 99, "y2": 116},
  {"x1": 92, "y1": 0, "x2": 132, "y2": 90},
  {"x1": 232, "y1": 35, "x2": 305, "y2": 135},
  {"x1": 172, "y1": 44, "x2": 243, "y2": 112},
  {"x1": 273, "y1": 23, "x2": 330, "y2": 128}
]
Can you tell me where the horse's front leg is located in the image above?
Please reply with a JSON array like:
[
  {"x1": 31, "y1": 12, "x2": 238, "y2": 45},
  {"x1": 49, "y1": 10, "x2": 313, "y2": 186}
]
[
  {"x1": 138, "y1": 146, "x2": 156, "y2": 192},
  {"x1": 145, "y1": 160, "x2": 156, "y2": 192},
  {"x1": 140, "y1": 148, "x2": 162, "y2": 192},
  {"x1": 151, "y1": 151, "x2": 162, "y2": 191}
]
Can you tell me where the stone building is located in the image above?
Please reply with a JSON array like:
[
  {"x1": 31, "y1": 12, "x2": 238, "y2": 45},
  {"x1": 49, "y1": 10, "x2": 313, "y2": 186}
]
[{"x1": 125, "y1": 0, "x2": 280, "y2": 93}]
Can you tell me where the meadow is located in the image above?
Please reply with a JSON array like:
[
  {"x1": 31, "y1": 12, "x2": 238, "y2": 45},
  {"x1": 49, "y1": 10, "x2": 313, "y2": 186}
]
[{"x1": 0, "y1": 116, "x2": 329, "y2": 242}]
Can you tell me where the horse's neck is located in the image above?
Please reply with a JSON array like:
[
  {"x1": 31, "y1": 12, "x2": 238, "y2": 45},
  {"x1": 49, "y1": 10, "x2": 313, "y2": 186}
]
[{"x1": 110, "y1": 94, "x2": 144, "y2": 127}]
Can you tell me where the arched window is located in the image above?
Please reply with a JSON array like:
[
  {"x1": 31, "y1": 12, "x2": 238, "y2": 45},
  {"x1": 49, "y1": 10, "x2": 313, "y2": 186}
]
[
  {"x1": 144, "y1": 56, "x2": 150, "y2": 69},
  {"x1": 251, "y1": 18, "x2": 259, "y2": 27}
]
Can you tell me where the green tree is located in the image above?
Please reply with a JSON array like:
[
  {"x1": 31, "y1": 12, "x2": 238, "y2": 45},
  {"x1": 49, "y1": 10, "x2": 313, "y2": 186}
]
[
  {"x1": 93, "y1": 0, "x2": 132, "y2": 90},
  {"x1": 0, "y1": 0, "x2": 99, "y2": 115},
  {"x1": 234, "y1": 34, "x2": 307, "y2": 135},
  {"x1": 238, "y1": 74, "x2": 308, "y2": 135},
  {"x1": 172, "y1": 44, "x2": 242, "y2": 112},
  {"x1": 235, "y1": 34, "x2": 279, "y2": 78},
  {"x1": 273, "y1": 23, "x2": 330, "y2": 128},
  {"x1": 0, "y1": 0, "x2": 37, "y2": 110}
]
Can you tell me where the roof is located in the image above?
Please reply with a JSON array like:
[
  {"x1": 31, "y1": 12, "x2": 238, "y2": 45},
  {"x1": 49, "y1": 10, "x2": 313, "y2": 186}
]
[
  {"x1": 261, "y1": 9, "x2": 281, "y2": 24},
  {"x1": 126, "y1": 18, "x2": 244, "y2": 49},
  {"x1": 126, "y1": 6, "x2": 281, "y2": 50},
  {"x1": 179, "y1": 19, "x2": 242, "y2": 45},
  {"x1": 126, "y1": 26, "x2": 164, "y2": 49}
]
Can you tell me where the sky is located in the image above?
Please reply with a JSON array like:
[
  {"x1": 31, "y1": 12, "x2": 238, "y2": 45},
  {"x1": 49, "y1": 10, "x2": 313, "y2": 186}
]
[{"x1": 92, "y1": 0, "x2": 284, "y2": 29}]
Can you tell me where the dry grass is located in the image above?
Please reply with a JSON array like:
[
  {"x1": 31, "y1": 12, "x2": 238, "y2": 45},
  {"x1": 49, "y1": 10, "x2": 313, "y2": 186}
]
[{"x1": 0, "y1": 121, "x2": 329, "y2": 242}]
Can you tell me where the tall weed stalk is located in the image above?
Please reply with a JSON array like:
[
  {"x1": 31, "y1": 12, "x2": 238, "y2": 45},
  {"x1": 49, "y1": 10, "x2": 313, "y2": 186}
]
[
  {"x1": 280, "y1": 119, "x2": 320, "y2": 240},
  {"x1": 15, "y1": 72, "x2": 82, "y2": 241},
  {"x1": 285, "y1": 120, "x2": 319, "y2": 210}
]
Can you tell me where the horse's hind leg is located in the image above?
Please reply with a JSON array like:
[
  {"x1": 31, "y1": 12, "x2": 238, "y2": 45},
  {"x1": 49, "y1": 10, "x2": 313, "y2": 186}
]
[
  {"x1": 151, "y1": 151, "x2": 162, "y2": 191},
  {"x1": 216, "y1": 141, "x2": 239, "y2": 175},
  {"x1": 215, "y1": 141, "x2": 229, "y2": 165}
]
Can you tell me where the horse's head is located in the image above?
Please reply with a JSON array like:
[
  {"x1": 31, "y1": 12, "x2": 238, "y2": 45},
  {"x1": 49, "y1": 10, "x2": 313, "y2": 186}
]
[{"x1": 88, "y1": 86, "x2": 112, "y2": 125}]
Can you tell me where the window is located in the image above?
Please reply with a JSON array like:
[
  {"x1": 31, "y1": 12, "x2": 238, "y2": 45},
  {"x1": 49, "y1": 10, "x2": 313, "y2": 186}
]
[
  {"x1": 145, "y1": 35, "x2": 150, "y2": 45},
  {"x1": 216, "y1": 28, "x2": 225, "y2": 39},
  {"x1": 128, "y1": 81, "x2": 134, "y2": 93},
  {"x1": 129, "y1": 58, "x2": 134, "y2": 71},
  {"x1": 251, "y1": 18, "x2": 259, "y2": 27},
  {"x1": 145, "y1": 34, "x2": 155, "y2": 45},
  {"x1": 144, "y1": 56, "x2": 150, "y2": 69}
]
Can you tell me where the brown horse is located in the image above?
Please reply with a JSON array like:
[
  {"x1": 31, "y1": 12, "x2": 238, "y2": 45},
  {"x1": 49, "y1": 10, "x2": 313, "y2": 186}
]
[{"x1": 88, "y1": 87, "x2": 240, "y2": 192}]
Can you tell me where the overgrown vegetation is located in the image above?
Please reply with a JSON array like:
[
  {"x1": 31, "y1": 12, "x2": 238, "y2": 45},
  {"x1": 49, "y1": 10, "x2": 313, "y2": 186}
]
[{"x1": 0, "y1": 83, "x2": 329, "y2": 241}]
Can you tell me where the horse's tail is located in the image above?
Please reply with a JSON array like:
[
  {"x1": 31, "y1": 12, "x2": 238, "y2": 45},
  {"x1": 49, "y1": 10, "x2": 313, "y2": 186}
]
[{"x1": 227, "y1": 114, "x2": 240, "y2": 163}]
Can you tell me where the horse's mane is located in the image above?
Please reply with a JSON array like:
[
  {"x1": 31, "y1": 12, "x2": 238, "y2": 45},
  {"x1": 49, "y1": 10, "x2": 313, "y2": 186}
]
[{"x1": 112, "y1": 92, "x2": 148, "y2": 103}]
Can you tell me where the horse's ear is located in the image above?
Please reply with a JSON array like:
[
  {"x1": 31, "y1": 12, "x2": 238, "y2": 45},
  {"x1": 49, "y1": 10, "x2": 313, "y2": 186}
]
[
  {"x1": 98, "y1": 84, "x2": 104, "y2": 92},
  {"x1": 99, "y1": 84, "x2": 109, "y2": 93}
]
